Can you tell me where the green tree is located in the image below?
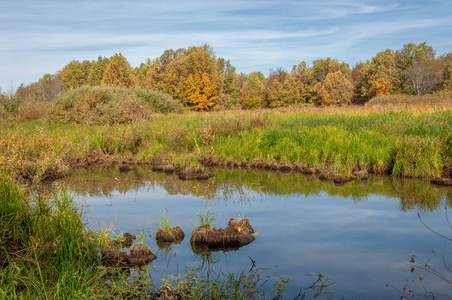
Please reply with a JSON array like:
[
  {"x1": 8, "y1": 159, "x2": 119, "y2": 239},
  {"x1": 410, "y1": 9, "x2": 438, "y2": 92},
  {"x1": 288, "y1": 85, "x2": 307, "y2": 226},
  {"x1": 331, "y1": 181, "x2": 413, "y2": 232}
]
[
  {"x1": 396, "y1": 42, "x2": 437, "y2": 93},
  {"x1": 134, "y1": 58, "x2": 152, "y2": 88},
  {"x1": 239, "y1": 72, "x2": 266, "y2": 109},
  {"x1": 309, "y1": 58, "x2": 351, "y2": 85},
  {"x1": 358, "y1": 49, "x2": 400, "y2": 101},
  {"x1": 87, "y1": 56, "x2": 110, "y2": 86},
  {"x1": 101, "y1": 53, "x2": 138, "y2": 87},
  {"x1": 58, "y1": 60, "x2": 93, "y2": 89},
  {"x1": 217, "y1": 57, "x2": 239, "y2": 108}
]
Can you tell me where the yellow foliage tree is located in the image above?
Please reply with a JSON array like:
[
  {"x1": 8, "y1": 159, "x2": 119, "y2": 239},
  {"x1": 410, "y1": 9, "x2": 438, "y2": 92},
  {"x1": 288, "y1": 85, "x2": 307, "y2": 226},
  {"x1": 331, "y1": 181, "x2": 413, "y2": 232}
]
[
  {"x1": 101, "y1": 53, "x2": 138, "y2": 88},
  {"x1": 312, "y1": 71, "x2": 354, "y2": 105},
  {"x1": 267, "y1": 80, "x2": 285, "y2": 108},
  {"x1": 375, "y1": 77, "x2": 392, "y2": 96},
  {"x1": 239, "y1": 81, "x2": 250, "y2": 109},
  {"x1": 184, "y1": 71, "x2": 219, "y2": 111},
  {"x1": 145, "y1": 45, "x2": 222, "y2": 106},
  {"x1": 239, "y1": 73, "x2": 265, "y2": 109}
]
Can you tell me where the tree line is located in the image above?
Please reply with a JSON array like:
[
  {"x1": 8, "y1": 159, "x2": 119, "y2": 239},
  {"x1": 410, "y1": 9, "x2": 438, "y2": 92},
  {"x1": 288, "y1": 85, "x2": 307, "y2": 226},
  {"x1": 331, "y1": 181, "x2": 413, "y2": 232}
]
[{"x1": 2, "y1": 42, "x2": 452, "y2": 116}]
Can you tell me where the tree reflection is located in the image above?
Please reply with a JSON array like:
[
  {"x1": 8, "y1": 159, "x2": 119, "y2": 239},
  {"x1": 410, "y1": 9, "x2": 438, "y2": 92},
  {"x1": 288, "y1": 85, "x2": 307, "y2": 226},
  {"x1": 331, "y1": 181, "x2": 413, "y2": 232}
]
[{"x1": 45, "y1": 166, "x2": 452, "y2": 212}]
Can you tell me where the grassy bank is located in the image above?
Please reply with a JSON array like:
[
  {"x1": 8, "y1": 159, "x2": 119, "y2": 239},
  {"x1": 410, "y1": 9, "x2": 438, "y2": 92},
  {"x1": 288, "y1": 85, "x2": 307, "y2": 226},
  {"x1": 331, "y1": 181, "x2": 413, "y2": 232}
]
[
  {"x1": 1, "y1": 95, "x2": 452, "y2": 183},
  {"x1": 0, "y1": 174, "x2": 107, "y2": 299}
]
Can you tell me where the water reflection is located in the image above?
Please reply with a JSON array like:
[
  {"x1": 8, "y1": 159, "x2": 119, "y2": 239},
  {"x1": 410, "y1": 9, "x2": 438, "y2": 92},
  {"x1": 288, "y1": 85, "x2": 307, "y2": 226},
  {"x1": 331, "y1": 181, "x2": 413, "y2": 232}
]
[
  {"x1": 47, "y1": 165, "x2": 452, "y2": 212},
  {"x1": 44, "y1": 166, "x2": 452, "y2": 299}
]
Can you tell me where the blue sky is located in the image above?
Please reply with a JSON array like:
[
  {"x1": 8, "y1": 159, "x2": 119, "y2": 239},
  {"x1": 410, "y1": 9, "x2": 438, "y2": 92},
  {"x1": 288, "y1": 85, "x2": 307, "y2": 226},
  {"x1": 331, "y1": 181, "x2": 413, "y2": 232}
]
[{"x1": 1, "y1": 0, "x2": 451, "y2": 91}]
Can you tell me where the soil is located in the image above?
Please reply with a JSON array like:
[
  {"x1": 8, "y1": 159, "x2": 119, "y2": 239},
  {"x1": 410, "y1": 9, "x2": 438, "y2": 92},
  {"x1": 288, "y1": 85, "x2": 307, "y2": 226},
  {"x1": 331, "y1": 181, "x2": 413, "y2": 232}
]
[
  {"x1": 129, "y1": 243, "x2": 157, "y2": 266},
  {"x1": 155, "y1": 226, "x2": 185, "y2": 247},
  {"x1": 199, "y1": 155, "x2": 383, "y2": 184},
  {"x1": 102, "y1": 238, "x2": 156, "y2": 268},
  {"x1": 110, "y1": 232, "x2": 136, "y2": 248},
  {"x1": 0, "y1": 238, "x2": 24, "y2": 267},
  {"x1": 69, "y1": 154, "x2": 141, "y2": 168},
  {"x1": 190, "y1": 218, "x2": 255, "y2": 250}
]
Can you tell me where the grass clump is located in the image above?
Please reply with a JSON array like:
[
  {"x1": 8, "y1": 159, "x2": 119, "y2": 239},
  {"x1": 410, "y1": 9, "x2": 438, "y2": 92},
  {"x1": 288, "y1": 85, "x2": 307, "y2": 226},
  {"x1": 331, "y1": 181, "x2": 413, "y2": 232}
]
[
  {"x1": 159, "y1": 209, "x2": 172, "y2": 229},
  {"x1": 48, "y1": 85, "x2": 183, "y2": 125},
  {"x1": 196, "y1": 208, "x2": 216, "y2": 227}
]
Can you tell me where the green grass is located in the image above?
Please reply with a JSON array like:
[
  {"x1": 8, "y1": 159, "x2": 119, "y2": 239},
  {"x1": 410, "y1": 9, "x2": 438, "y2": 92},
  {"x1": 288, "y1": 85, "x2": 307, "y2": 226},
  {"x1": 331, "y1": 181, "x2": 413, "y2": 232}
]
[
  {"x1": 159, "y1": 209, "x2": 172, "y2": 229},
  {"x1": 0, "y1": 174, "x2": 109, "y2": 299}
]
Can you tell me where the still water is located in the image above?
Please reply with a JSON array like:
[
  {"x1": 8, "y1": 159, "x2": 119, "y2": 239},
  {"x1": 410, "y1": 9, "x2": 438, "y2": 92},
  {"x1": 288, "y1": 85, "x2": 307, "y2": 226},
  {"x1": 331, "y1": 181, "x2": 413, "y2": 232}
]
[{"x1": 48, "y1": 165, "x2": 452, "y2": 299}]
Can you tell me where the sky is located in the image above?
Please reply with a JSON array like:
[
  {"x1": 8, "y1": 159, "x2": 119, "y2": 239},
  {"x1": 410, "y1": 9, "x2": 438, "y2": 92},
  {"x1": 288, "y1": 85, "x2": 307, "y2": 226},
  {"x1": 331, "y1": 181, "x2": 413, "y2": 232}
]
[{"x1": 1, "y1": 0, "x2": 451, "y2": 91}]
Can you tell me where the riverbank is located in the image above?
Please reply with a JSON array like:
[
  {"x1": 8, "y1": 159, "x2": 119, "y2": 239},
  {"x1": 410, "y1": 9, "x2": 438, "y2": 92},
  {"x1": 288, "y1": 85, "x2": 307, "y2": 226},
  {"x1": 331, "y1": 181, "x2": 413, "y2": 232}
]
[{"x1": 2, "y1": 97, "x2": 452, "y2": 184}]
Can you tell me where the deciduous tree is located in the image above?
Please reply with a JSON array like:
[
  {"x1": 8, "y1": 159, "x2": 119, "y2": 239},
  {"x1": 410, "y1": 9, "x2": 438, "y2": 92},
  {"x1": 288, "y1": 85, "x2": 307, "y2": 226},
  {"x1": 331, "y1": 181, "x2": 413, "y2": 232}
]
[
  {"x1": 101, "y1": 53, "x2": 138, "y2": 87},
  {"x1": 87, "y1": 56, "x2": 110, "y2": 86},
  {"x1": 184, "y1": 71, "x2": 219, "y2": 111},
  {"x1": 58, "y1": 60, "x2": 93, "y2": 89},
  {"x1": 312, "y1": 71, "x2": 353, "y2": 105}
]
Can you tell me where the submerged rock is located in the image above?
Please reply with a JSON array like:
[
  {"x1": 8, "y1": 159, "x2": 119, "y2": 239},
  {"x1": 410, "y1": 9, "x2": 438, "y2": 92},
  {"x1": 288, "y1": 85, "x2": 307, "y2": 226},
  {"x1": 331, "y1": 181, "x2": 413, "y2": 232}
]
[
  {"x1": 178, "y1": 168, "x2": 211, "y2": 180},
  {"x1": 190, "y1": 218, "x2": 255, "y2": 250},
  {"x1": 431, "y1": 177, "x2": 452, "y2": 186},
  {"x1": 101, "y1": 247, "x2": 130, "y2": 268},
  {"x1": 119, "y1": 165, "x2": 132, "y2": 173},
  {"x1": 352, "y1": 170, "x2": 369, "y2": 180},
  {"x1": 102, "y1": 240, "x2": 156, "y2": 268}
]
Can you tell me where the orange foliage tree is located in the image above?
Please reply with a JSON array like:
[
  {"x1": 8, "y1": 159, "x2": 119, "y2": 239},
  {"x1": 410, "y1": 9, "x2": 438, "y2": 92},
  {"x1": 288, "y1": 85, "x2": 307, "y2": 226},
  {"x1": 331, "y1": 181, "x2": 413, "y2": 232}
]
[
  {"x1": 184, "y1": 71, "x2": 219, "y2": 111},
  {"x1": 375, "y1": 77, "x2": 392, "y2": 96}
]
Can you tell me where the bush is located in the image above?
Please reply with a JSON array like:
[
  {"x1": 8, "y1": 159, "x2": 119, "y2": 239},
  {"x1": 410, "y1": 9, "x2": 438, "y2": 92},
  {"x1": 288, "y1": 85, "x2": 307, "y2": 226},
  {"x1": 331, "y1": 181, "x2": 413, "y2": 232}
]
[{"x1": 48, "y1": 85, "x2": 183, "y2": 125}]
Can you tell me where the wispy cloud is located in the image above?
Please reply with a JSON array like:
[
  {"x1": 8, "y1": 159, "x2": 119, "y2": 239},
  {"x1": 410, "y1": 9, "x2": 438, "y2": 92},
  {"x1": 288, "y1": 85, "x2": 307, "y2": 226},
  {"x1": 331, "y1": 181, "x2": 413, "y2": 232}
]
[{"x1": 0, "y1": 0, "x2": 451, "y2": 89}]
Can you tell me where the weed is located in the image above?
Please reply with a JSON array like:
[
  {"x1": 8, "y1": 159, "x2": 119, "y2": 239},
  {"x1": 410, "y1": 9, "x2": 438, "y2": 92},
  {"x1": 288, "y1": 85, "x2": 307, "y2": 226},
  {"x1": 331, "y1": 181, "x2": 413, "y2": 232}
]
[{"x1": 159, "y1": 209, "x2": 172, "y2": 230}]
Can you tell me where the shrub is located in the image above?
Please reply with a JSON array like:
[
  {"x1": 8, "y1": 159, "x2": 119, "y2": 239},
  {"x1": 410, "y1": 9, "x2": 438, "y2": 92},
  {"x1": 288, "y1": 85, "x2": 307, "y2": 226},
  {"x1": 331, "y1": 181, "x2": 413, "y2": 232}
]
[
  {"x1": 15, "y1": 99, "x2": 48, "y2": 121},
  {"x1": 48, "y1": 85, "x2": 183, "y2": 125}
]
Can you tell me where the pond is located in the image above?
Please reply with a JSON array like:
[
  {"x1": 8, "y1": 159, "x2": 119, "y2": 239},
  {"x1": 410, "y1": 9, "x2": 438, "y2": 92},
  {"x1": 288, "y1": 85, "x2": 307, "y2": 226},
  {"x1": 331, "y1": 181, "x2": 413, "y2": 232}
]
[{"x1": 46, "y1": 165, "x2": 452, "y2": 299}]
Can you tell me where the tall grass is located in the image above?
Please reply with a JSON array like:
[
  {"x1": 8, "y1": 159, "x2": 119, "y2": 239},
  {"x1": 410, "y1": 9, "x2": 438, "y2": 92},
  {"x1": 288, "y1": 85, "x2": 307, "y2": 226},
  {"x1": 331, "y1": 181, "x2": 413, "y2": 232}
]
[
  {"x1": 0, "y1": 174, "x2": 107, "y2": 299},
  {"x1": 2, "y1": 96, "x2": 452, "y2": 181}
]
